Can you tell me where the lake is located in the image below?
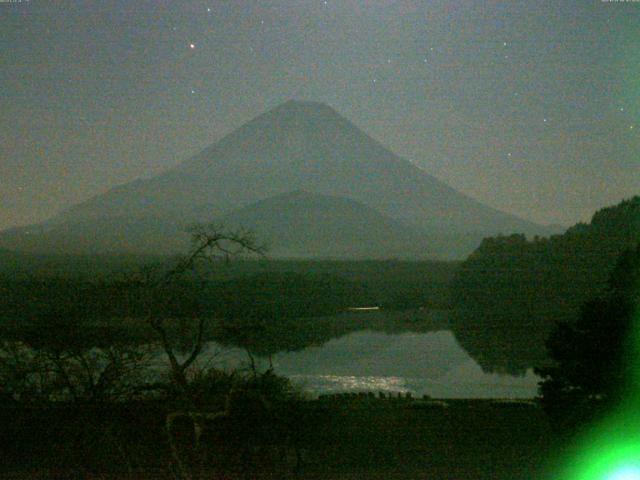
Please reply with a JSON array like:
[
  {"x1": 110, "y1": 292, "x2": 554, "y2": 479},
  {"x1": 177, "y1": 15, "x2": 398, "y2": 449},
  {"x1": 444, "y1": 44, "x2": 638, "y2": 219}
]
[{"x1": 204, "y1": 330, "x2": 540, "y2": 399}]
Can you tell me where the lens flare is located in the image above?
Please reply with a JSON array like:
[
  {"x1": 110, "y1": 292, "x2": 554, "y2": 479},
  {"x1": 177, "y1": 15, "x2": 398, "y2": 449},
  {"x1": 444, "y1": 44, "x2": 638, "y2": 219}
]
[
  {"x1": 558, "y1": 297, "x2": 640, "y2": 480},
  {"x1": 607, "y1": 465, "x2": 640, "y2": 480}
]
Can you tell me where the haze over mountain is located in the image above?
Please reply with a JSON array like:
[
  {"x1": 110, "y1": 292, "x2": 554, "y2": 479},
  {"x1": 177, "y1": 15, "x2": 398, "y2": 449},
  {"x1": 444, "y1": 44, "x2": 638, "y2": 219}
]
[
  {"x1": 220, "y1": 190, "x2": 434, "y2": 259},
  {"x1": 0, "y1": 100, "x2": 555, "y2": 259}
]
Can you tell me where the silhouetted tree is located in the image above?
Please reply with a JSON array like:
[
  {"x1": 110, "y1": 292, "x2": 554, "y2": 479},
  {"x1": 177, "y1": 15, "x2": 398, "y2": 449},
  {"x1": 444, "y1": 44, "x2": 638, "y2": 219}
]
[
  {"x1": 452, "y1": 196, "x2": 640, "y2": 374},
  {"x1": 535, "y1": 243, "x2": 640, "y2": 429},
  {"x1": 142, "y1": 224, "x2": 266, "y2": 396}
]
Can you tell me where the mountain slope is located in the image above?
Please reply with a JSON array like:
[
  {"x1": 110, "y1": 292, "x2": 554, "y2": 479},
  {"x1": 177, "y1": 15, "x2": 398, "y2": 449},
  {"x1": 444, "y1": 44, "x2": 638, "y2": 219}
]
[
  {"x1": 50, "y1": 100, "x2": 545, "y2": 235},
  {"x1": 1, "y1": 100, "x2": 552, "y2": 258},
  {"x1": 0, "y1": 192, "x2": 436, "y2": 258},
  {"x1": 0, "y1": 217, "x2": 188, "y2": 255},
  {"x1": 220, "y1": 190, "x2": 434, "y2": 259}
]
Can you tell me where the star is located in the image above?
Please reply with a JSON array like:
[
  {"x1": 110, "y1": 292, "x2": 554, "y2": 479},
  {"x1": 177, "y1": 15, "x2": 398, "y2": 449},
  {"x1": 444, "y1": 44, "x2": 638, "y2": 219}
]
[
  {"x1": 630, "y1": 125, "x2": 634, "y2": 130},
  {"x1": 507, "y1": 152, "x2": 512, "y2": 157},
  {"x1": 620, "y1": 107, "x2": 625, "y2": 112},
  {"x1": 189, "y1": 43, "x2": 196, "y2": 49},
  {"x1": 503, "y1": 42, "x2": 507, "y2": 46},
  {"x1": 543, "y1": 118, "x2": 548, "y2": 123},
  {"x1": 206, "y1": 7, "x2": 211, "y2": 12},
  {"x1": 191, "y1": 89, "x2": 196, "y2": 94}
]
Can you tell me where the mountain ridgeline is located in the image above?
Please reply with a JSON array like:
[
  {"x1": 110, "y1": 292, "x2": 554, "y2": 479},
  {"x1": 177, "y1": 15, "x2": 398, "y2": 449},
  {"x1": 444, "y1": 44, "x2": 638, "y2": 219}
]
[
  {"x1": 219, "y1": 191, "x2": 434, "y2": 259},
  {"x1": 451, "y1": 196, "x2": 640, "y2": 374},
  {"x1": 0, "y1": 100, "x2": 553, "y2": 259}
]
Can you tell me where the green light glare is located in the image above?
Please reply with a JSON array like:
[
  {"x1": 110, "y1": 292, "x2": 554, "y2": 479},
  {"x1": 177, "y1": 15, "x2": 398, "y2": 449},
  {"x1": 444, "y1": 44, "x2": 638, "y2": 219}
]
[
  {"x1": 559, "y1": 303, "x2": 640, "y2": 480},
  {"x1": 631, "y1": 302, "x2": 640, "y2": 393},
  {"x1": 607, "y1": 465, "x2": 640, "y2": 480},
  {"x1": 560, "y1": 422, "x2": 640, "y2": 480}
]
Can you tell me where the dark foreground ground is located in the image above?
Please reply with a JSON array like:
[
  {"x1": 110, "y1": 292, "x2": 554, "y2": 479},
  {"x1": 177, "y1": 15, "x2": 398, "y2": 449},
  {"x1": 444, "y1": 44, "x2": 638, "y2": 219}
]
[{"x1": 1, "y1": 398, "x2": 558, "y2": 480}]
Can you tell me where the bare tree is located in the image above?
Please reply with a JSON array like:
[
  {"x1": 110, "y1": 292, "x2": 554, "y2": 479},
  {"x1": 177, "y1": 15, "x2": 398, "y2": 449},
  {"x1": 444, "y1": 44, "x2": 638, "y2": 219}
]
[
  {"x1": 127, "y1": 225, "x2": 265, "y2": 479},
  {"x1": 145, "y1": 224, "x2": 266, "y2": 396}
]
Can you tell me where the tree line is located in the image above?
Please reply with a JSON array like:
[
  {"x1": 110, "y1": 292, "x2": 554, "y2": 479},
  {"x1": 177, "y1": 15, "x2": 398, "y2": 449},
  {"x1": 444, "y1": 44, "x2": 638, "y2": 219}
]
[{"x1": 451, "y1": 196, "x2": 640, "y2": 374}]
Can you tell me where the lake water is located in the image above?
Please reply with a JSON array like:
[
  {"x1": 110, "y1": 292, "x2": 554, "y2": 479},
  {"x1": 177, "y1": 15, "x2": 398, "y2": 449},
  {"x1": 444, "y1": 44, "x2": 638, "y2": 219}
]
[{"x1": 205, "y1": 330, "x2": 540, "y2": 399}]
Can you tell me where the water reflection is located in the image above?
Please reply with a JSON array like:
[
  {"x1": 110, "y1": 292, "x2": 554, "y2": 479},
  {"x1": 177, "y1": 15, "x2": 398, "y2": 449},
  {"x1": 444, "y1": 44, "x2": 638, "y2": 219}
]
[{"x1": 203, "y1": 330, "x2": 540, "y2": 399}]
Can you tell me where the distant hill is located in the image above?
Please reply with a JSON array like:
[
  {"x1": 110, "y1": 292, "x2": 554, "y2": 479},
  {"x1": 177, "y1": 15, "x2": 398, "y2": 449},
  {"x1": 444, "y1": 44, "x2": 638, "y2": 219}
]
[
  {"x1": 0, "y1": 191, "x2": 435, "y2": 259},
  {"x1": 0, "y1": 100, "x2": 552, "y2": 258},
  {"x1": 220, "y1": 190, "x2": 434, "y2": 259},
  {"x1": 451, "y1": 196, "x2": 640, "y2": 374},
  {"x1": 0, "y1": 217, "x2": 188, "y2": 255}
]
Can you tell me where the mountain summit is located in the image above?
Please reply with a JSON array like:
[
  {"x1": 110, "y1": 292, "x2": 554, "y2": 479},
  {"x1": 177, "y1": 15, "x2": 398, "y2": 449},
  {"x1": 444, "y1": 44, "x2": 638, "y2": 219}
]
[{"x1": 1, "y1": 100, "x2": 552, "y2": 258}]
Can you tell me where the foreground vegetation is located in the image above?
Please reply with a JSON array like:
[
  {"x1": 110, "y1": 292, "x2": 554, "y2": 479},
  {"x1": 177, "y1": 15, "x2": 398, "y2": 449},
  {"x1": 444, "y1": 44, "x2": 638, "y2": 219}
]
[
  {"x1": 1, "y1": 395, "x2": 554, "y2": 480},
  {"x1": 0, "y1": 228, "x2": 463, "y2": 479},
  {"x1": 1, "y1": 197, "x2": 638, "y2": 479},
  {"x1": 452, "y1": 196, "x2": 640, "y2": 374}
]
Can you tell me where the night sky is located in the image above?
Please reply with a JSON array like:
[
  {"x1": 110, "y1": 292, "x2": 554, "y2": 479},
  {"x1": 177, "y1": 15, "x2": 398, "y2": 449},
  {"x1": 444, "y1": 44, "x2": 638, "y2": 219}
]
[{"x1": 1, "y1": 0, "x2": 638, "y2": 231}]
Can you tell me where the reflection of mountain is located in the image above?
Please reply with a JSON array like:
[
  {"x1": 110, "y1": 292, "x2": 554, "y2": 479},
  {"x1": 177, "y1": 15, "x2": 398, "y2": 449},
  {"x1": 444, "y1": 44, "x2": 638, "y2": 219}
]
[
  {"x1": 201, "y1": 329, "x2": 540, "y2": 398},
  {"x1": 212, "y1": 307, "x2": 451, "y2": 358},
  {"x1": 0, "y1": 100, "x2": 552, "y2": 259},
  {"x1": 206, "y1": 329, "x2": 540, "y2": 398},
  {"x1": 451, "y1": 196, "x2": 640, "y2": 375},
  {"x1": 272, "y1": 331, "x2": 469, "y2": 378}
]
